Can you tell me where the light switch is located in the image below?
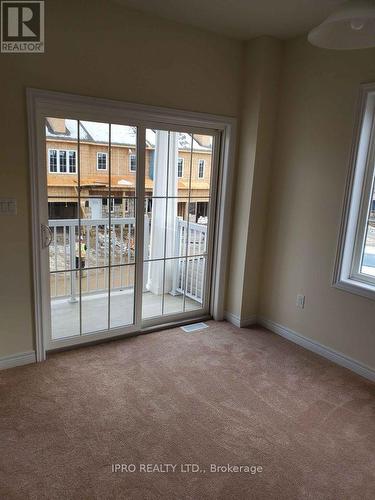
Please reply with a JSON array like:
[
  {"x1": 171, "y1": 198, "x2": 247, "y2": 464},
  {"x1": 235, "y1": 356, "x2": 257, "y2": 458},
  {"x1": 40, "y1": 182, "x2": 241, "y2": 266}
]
[
  {"x1": 0, "y1": 198, "x2": 17, "y2": 215},
  {"x1": 296, "y1": 294, "x2": 305, "y2": 309}
]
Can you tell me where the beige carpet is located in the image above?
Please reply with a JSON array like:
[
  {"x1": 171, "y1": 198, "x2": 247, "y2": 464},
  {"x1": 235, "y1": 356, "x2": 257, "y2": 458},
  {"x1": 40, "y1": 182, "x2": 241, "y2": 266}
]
[{"x1": 0, "y1": 321, "x2": 374, "y2": 499}]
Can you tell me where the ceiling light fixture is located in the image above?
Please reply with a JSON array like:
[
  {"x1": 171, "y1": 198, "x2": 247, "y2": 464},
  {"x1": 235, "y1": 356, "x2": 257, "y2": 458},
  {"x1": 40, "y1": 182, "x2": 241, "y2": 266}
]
[{"x1": 308, "y1": 0, "x2": 375, "y2": 49}]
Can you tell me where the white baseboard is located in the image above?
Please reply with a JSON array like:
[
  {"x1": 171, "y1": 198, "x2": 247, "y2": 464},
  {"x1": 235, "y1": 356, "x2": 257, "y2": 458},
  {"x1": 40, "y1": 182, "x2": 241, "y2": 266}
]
[
  {"x1": 258, "y1": 317, "x2": 375, "y2": 383},
  {"x1": 224, "y1": 311, "x2": 257, "y2": 328},
  {"x1": 0, "y1": 351, "x2": 36, "y2": 370}
]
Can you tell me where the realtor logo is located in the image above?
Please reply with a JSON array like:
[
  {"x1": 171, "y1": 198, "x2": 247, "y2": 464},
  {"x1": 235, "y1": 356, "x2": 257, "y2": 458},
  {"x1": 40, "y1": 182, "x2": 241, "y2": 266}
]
[{"x1": 1, "y1": 1, "x2": 44, "y2": 53}]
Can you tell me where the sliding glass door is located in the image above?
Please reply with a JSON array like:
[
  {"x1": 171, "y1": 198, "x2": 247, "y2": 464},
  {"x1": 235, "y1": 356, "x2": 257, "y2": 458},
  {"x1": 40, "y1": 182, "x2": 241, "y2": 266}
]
[
  {"x1": 42, "y1": 115, "x2": 219, "y2": 350},
  {"x1": 142, "y1": 129, "x2": 216, "y2": 323}
]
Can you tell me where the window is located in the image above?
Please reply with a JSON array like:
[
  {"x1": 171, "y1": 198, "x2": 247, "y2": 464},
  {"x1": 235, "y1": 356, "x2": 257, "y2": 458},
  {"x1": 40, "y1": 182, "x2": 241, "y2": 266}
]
[
  {"x1": 97, "y1": 152, "x2": 107, "y2": 170},
  {"x1": 177, "y1": 158, "x2": 184, "y2": 178},
  {"x1": 129, "y1": 154, "x2": 136, "y2": 172},
  {"x1": 49, "y1": 150, "x2": 57, "y2": 172},
  {"x1": 59, "y1": 151, "x2": 67, "y2": 173},
  {"x1": 48, "y1": 149, "x2": 76, "y2": 173},
  {"x1": 68, "y1": 151, "x2": 76, "y2": 173},
  {"x1": 334, "y1": 83, "x2": 375, "y2": 300},
  {"x1": 102, "y1": 197, "x2": 122, "y2": 212},
  {"x1": 189, "y1": 201, "x2": 196, "y2": 217},
  {"x1": 198, "y1": 159, "x2": 205, "y2": 179}
]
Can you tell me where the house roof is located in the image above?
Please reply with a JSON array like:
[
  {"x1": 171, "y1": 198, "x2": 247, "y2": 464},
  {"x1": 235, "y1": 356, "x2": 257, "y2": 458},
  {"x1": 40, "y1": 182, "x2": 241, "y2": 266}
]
[{"x1": 46, "y1": 119, "x2": 212, "y2": 152}]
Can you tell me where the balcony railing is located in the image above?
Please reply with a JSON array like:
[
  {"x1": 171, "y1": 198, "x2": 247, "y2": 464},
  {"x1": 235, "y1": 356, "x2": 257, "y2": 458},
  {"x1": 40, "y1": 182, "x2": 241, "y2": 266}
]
[
  {"x1": 48, "y1": 216, "x2": 207, "y2": 304},
  {"x1": 174, "y1": 219, "x2": 206, "y2": 303}
]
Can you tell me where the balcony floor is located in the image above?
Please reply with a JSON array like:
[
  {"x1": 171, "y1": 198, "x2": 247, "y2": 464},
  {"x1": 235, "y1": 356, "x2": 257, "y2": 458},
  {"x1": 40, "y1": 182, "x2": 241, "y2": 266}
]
[{"x1": 51, "y1": 290, "x2": 201, "y2": 340}]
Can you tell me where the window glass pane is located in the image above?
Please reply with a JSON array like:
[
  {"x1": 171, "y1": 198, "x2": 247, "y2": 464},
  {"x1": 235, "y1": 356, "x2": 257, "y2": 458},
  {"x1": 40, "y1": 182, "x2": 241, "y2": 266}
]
[
  {"x1": 361, "y1": 183, "x2": 375, "y2": 277},
  {"x1": 97, "y1": 152, "x2": 107, "y2": 170},
  {"x1": 192, "y1": 134, "x2": 213, "y2": 192},
  {"x1": 142, "y1": 129, "x2": 214, "y2": 322},
  {"x1": 165, "y1": 197, "x2": 188, "y2": 259},
  {"x1": 144, "y1": 198, "x2": 166, "y2": 261},
  {"x1": 177, "y1": 158, "x2": 184, "y2": 178},
  {"x1": 47, "y1": 207, "x2": 78, "y2": 273},
  {"x1": 129, "y1": 154, "x2": 136, "y2": 172},
  {"x1": 145, "y1": 129, "x2": 168, "y2": 197},
  {"x1": 46, "y1": 118, "x2": 140, "y2": 339},
  {"x1": 184, "y1": 255, "x2": 206, "y2": 312},
  {"x1": 46, "y1": 118, "x2": 79, "y2": 199},
  {"x1": 110, "y1": 124, "x2": 137, "y2": 196},
  {"x1": 50, "y1": 271, "x2": 80, "y2": 340},
  {"x1": 59, "y1": 151, "x2": 67, "y2": 173},
  {"x1": 81, "y1": 272, "x2": 108, "y2": 333},
  {"x1": 69, "y1": 151, "x2": 76, "y2": 173},
  {"x1": 176, "y1": 134, "x2": 192, "y2": 199},
  {"x1": 142, "y1": 260, "x2": 163, "y2": 319},
  {"x1": 49, "y1": 149, "x2": 57, "y2": 172},
  {"x1": 110, "y1": 265, "x2": 135, "y2": 328},
  {"x1": 185, "y1": 198, "x2": 210, "y2": 257},
  {"x1": 110, "y1": 198, "x2": 136, "y2": 266},
  {"x1": 79, "y1": 120, "x2": 109, "y2": 196},
  {"x1": 163, "y1": 257, "x2": 185, "y2": 315},
  {"x1": 79, "y1": 198, "x2": 109, "y2": 271},
  {"x1": 198, "y1": 159, "x2": 205, "y2": 178}
]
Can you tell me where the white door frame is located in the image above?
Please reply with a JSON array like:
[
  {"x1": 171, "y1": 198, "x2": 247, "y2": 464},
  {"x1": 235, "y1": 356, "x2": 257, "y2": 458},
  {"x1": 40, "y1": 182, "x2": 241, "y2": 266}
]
[{"x1": 27, "y1": 88, "x2": 237, "y2": 362}]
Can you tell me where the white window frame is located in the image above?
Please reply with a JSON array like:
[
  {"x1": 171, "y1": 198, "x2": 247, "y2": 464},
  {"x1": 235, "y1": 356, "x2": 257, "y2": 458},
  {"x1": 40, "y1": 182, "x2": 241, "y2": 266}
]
[
  {"x1": 58, "y1": 150, "x2": 68, "y2": 173},
  {"x1": 48, "y1": 149, "x2": 58, "y2": 173},
  {"x1": 177, "y1": 157, "x2": 184, "y2": 178},
  {"x1": 129, "y1": 153, "x2": 136, "y2": 172},
  {"x1": 333, "y1": 83, "x2": 375, "y2": 300},
  {"x1": 198, "y1": 159, "x2": 205, "y2": 179},
  {"x1": 97, "y1": 151, "x2": 108, "y2": 171},
  {"x1": 68, "y1": 150, "x2": 77, "y2": 173},
  {"x1": 48, "y1": 148, "x2": 77, "y2": 174}
]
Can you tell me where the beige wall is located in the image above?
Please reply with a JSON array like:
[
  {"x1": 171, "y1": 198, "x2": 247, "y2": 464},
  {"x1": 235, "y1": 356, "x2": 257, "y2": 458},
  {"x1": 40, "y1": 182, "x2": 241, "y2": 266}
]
[
  {"x1": 0, "y1": 0, "x2": 242, "y2": 357},
  {"x1": 226, "y1": 37, "x2": 282, "y2": 320},
  {"x1": 259, "y1": 37, "x2": 375, "y2": 370}
]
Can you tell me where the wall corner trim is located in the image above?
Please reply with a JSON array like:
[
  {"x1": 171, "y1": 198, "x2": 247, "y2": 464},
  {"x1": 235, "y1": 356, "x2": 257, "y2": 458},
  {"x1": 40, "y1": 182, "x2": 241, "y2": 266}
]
[
  {"x1": 257, "y1": 316, "x2": 375, "y2": 383},
  {"x1": 0, "y1": 351, "x2": 36, "y2": 370},
  {"x1": 224, "y1": 311, "x2": 257, "y2": 328}
]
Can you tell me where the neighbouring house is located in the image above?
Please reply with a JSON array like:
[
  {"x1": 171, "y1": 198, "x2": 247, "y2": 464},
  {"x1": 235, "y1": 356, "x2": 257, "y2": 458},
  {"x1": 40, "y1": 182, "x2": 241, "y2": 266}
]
[{"x1": 46, "y1": 118, "x2": 212, "y2": 223}]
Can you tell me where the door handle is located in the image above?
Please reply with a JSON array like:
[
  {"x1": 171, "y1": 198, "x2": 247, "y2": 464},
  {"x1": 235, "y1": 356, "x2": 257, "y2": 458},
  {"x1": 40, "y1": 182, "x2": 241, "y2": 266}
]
[{"x1": 41, "y1": 224, "x2": 53, "y2": 248}]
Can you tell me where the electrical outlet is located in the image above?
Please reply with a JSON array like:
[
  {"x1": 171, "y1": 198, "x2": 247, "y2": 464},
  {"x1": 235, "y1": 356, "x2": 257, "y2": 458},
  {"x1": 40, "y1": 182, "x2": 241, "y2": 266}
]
[{"x1": 296, "y1": 294, "x2": 305, "y2": 309}]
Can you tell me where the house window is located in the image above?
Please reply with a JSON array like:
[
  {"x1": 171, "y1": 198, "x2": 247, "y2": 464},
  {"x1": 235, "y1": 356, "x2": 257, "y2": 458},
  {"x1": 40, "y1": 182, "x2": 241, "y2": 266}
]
[
  {"x1": 129, "y1": 154, "x2": 136, "y2": 172},
  {"x1": 177, "y1": 158, "x2": 184, "y2": 178},
  {"x1": 59, "y1": 151, "x2": 67, "y2": 173},
  {"x1": 198, "y1": 159, "x2": 205, "y2": 179},
  {"x1": 97, "y1": 152, "x2": 107, "y2": 170},
  {"x1": 48, "y1": 150, "x2": 57, "y2": 172},
  {"x1": 334, "y1": 84, "x2": 375, "y2": 300},
  {"x1": 68, "y1": 151, "x2": 76, "y2": 173},
  {"x1": 48, "y1": 149, "x2": 76, "y2": 173}
]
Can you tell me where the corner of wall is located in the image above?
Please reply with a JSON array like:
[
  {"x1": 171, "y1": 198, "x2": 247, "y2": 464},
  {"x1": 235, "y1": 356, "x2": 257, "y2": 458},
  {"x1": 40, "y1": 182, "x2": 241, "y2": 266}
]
[{"x1": 225, "y1": 36, "x2": 284, "y2": 321}]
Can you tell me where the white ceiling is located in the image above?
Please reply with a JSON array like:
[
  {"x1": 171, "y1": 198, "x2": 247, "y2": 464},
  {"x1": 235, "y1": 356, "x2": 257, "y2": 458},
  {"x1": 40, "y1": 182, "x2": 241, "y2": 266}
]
[{"x1": 113, "y1": 0, "x2": 347, "y2": 40}]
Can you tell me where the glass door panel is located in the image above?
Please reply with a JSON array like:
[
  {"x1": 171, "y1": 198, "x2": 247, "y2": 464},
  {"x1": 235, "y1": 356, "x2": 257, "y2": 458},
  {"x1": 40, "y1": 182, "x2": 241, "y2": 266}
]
[
  {"x1": 45, "y1": 117, "x2": 138, "y2": 342},
  {"x1": 142, "y1": 129, "x2": 214, "y2": 321},
  {"x1": 110, "y1": 264, "x2": 135, "y2": 328}
]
